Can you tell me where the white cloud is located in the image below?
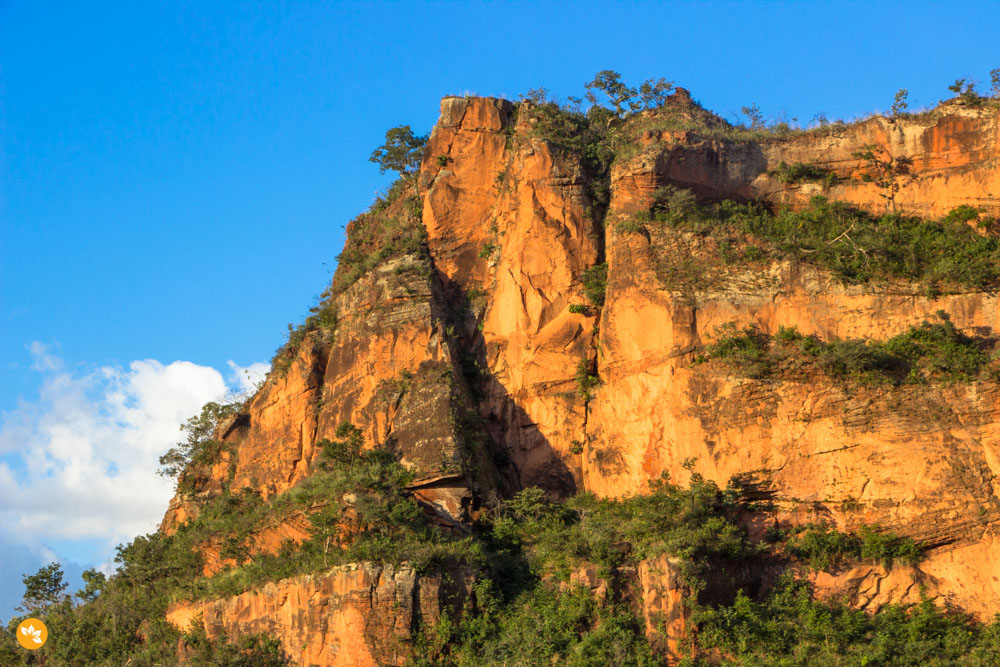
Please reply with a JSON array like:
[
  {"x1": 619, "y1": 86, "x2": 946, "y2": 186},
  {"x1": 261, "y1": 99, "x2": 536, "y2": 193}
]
[{"x1": 0, "y1": 347, "x2": 264, "y2": 556}]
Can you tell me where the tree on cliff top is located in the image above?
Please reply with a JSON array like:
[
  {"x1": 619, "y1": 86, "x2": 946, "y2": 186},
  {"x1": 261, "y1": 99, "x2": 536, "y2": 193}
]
[
  {"x1": 369, "y1": 125, "x2": 427, "y2": 176},
  {"x1": 585, "y1": 70, "x2": 675, "y2": 118},
  {"x1": 585, "y1": 70, "x2": 641, "y2": 116}
]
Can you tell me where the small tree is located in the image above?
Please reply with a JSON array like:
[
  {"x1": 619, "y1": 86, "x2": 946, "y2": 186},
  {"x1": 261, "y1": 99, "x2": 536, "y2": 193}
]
[
  {"x1": 852, "y1": 144, "x2": 907, "y2": 212},
  {"x1": 990, "y1": 68, "x2": 1000, "y2": 98},
  {"x1": 638, "y1": 77, "x2": 674, "y2": 109},
  {"x1": 585, "y1": 70, "x2": 640, "y2": 117},
  {"x1": 158, "y1": 401, "x2": 237, "y2": 481},
  {"x1": 890, "y1": 89, "x2": 909, "y2": 118},
  {"x1": 76, "y1": 568, "x2": 106, "y2": 603},
  {"x1": 18, "y1": 562, "x2": 68, "y2": 614},
  {"x1": 948, "y1": 78, "x2": 980, "y2": 105},
  {"x1": 741, "y1": 104, "x2": 766, "y2": 130},
  {"x1": 369, "y1": 125, "x2": 427, "y2": 176}
]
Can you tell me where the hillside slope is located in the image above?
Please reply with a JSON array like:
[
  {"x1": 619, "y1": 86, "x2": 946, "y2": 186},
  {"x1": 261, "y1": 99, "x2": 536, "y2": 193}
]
[{"x1": 7, "y1": 84, "x2": 1000, "y2": 666}]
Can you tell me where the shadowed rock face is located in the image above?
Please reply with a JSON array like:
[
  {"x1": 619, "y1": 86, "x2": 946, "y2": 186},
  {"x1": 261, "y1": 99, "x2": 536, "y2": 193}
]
[{"x1": 161, "y1": 93, "x2": 1000, "y2": 662}]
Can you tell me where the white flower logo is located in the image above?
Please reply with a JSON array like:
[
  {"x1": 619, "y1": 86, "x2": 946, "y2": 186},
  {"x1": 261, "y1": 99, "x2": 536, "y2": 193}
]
[{"x1": 21, "y1": 623, "x2": 43, "y2": 645}]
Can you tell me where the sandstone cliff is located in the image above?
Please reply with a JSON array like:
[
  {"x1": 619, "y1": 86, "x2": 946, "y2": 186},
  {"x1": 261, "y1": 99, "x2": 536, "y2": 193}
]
[{"x1": 159, "y1": 89, "x2": 1000, "y2": 664}]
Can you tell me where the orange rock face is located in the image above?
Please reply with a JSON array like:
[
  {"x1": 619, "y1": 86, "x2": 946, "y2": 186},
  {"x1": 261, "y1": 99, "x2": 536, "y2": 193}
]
[
  {"x1": 159, "y1": 93, "x2": 1000, "y2": 661},
  {"x1": 617, "y1": 100, "x2": 1000, "y2": 218},
  {"x1": 166, "y1": 563, "x2": 475, "y2": 666},
  {"x1": 638, "y1": 556, "x2": 692, "y2": 662},
  {"x1": 161, "y1": 251, "x2": 501, "y2": 534},
  {"x1": 421, "y1": 97, "x2": 600, "y2": 493}
]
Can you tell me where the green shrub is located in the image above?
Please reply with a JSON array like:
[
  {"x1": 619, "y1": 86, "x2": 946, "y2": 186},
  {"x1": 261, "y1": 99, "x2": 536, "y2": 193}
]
[
  {"x1": 706, "y1": 322, "x2": 773, "y2": 379},
  {"x1": 575, "y1": 359, "x2": 600, "y2": 400},
  {"x1": 568, "y1": 304, "x2": 590, "y2": 315},
  {"x1": 158, "y1": 401, "x2": 243, "y2": 493},
  {"x1": 650, "y1": 184, "x2": 697, "y2": 222},
  {"x1": 413, "y1": 582, "x2": 663, "y2": 666},
  {"x1": 817, "y1": 339, "x2": 902, "y2": 380},
  {"x1": 692, "y1": 576, "x2": 1000, "y2": 665},
  {"x1": 774, "y1": 161, "x2": 837, "y2": 186},
  {"x1": 479, "y1": 242, "x2": 499, "y2": 259},
  {"x1": 786, "y1": 523, "x2": 923, "y2": 571},
  {"x1": 703, "y1": 316, "x2": 993, "y2": 384},
  {"x1": 581, "y1": 263, "x2": 608, "y2": 306},
  {"x1": 943, "y1": 204, "x2": 981, "y2": 225},
  {"x1": 270, "y1": 305, "x2": 339, "y2": 377},
  {"x1": 647, "y1": 192, "x2": 1000, "y2": 290},
  {"x1": 183, "y1": 624, "x2": 291, "y2": 666},
  {"x1": 880, "y1": 311, "x2": 988, "y2": 382}
]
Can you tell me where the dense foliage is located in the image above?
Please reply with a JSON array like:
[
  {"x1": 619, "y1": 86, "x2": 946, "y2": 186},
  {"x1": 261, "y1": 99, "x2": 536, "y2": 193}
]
[
  {"x1": 701, "y1": 312, "x2": 996, "y2": 384},
  {"x1": 785, "y1": 523, "x2": 923, "y2": 571},
  {"x1": 7, "y1": 443, "x2": 1000, "y2": 664},
  {"x1": 411, "y1": 473, "x2": 754, "y2": 665},
  {"x1": 624, "y1": 194, "x2": 1000, "y2": 291},
  {"x1": 693, "y1": 578, "x2": 1000, "y2": 666}
]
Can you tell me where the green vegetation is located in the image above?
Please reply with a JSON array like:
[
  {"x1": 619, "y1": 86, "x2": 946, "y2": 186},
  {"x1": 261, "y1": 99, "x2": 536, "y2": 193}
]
[
  {"x1": 16, "y1": 563, "x2": 68, "y2": 615},
  {"x1": 182, "y1": 626, "x2": 291, "y2": 666},
  {"x1": 692, "y1": 576, "x2": 1000, "y2": 666},
  {"x1": 786, "y1": 523, "x2": 923, "y2": 571},
  {"x1": 330, "y1": 177, "x2": 427, "y2": 293},
  {"x1": 581, "y1": 263, "x2": 608, "y2": 306},
  {"x1": 479, "y1": 241, "x2": 499, "y2": 259},
  {"x1": 568, "y1": 303, "x2": 591, "y2": 315},
  {"x1": 625, "y1": 193, "x2": 1000, "y2": 291},
  {"x1": 575, "y1": 358, "x2": 601, "y2": 400},
  {"x1": 158, "y1": 400, "x2": 243, "y2": 493},
  {"x1": 891, "y1": 88, "x2": 909, "y2": 118},
  {"x1": 270, "y1": 174, "x2": 427, "y2": 377},
  {"x1": 702, "y1": 313, "x2": 995, "y2": 384},
  {"x1": 414, "y1": 582, "x2": 662, "y2": 666},
  {"x1": 369, "y1": 125, "x2": 427, "y2": 176},
  {"x1": 702, "y1": 322, "x2": 772, "y2": 379},
  {"x1": 1, "y1": 533, "x2": 202, "y2": 665},
  {"x1": 8, "y1": 452, "x2": 1000, "y2": 664},
  {"x1": 773, "y1": 161, "x2": 837, "y2": 187},
  {"x1": 181, "y1": 423, "x2": 478, "y2": 602},
  {"x1": 412, "y1": 474, "x2": 752, "y2": 665},
  {"x1": 584, "y1": 70, "x2": 674, "y2": 117}
]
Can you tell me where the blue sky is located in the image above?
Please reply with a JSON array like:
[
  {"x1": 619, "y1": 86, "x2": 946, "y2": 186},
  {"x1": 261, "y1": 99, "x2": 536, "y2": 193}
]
[{"x1": 2, "y1": 0, "x2": 998, "y2": 618}]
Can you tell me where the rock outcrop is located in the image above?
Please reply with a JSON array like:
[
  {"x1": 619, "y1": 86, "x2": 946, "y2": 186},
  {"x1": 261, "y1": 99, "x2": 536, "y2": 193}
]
[
  {"x1": 166, "y1": 563, "x2": 475, "y2": 666},
  {"x1": 161, "y1": 91, "x2": 1000, "y2": 663}
]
